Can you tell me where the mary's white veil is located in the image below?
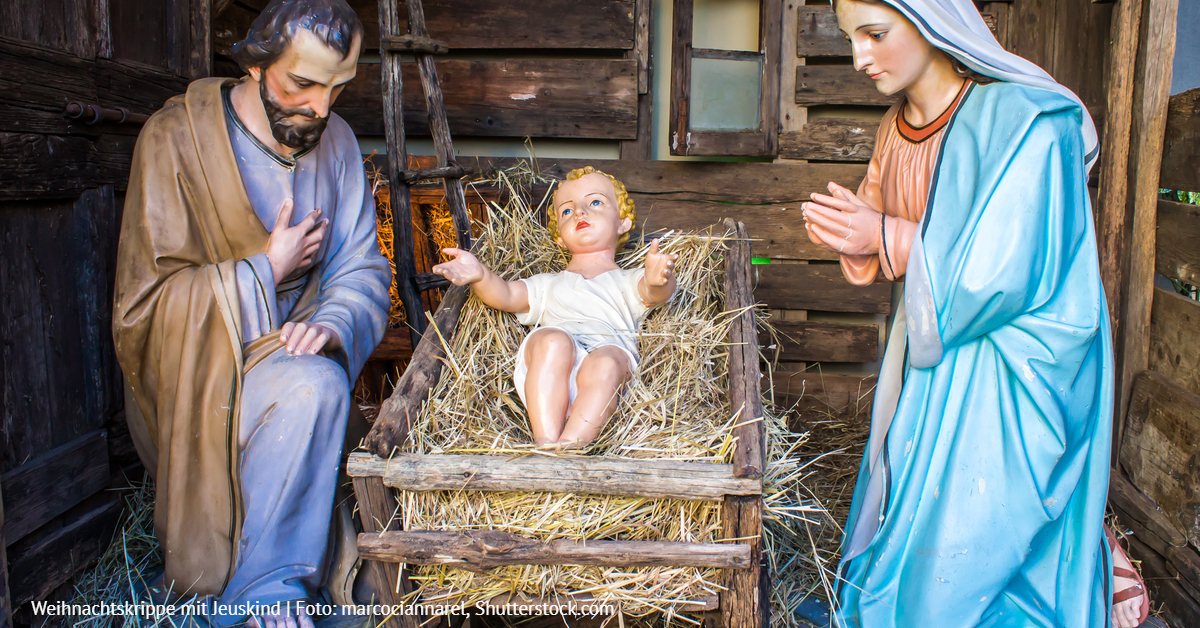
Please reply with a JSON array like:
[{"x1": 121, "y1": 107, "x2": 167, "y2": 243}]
[{"x1": 881, "y1": 0, "x2": 1100, "y2": 173}]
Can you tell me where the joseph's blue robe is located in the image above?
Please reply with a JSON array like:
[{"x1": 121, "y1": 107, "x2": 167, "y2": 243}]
[{"x1": 836, "y1": 82, "x2": 1114, "y2": 627}]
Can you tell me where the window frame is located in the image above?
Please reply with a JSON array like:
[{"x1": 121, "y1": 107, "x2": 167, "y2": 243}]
[{"x1": 669, "y1": 0, "x2": 783, "y2": 157}]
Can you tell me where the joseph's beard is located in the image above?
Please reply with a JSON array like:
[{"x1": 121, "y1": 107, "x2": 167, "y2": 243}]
[{"x1": 260, "y1": 80, "x2": 328, "y2": 152}]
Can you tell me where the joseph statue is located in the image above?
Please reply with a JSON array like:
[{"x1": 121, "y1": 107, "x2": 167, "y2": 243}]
[{"x1": 112, "y1": 1, "x2": 390, "y2": 626}]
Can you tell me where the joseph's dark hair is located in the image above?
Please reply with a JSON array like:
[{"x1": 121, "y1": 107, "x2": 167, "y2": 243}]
[{"x1": 232, "y1": 0, "x2": 364, "y2": 72}]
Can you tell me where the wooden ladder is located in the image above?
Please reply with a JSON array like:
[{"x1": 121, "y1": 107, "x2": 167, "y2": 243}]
[
  {"x1": 377, "y1": 0, "x2": 475, "y2": 341},
  {"x1": 354, "y1": 1, "x2": 475, "y2": 625}
]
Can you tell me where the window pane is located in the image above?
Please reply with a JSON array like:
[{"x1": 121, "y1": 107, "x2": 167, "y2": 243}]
[
  {"x1": 689, "y1": 57, "x2": 761, "y2": 131},
  {"x1": 693, "y1": 0, "x2": 761, "y2": 51}
]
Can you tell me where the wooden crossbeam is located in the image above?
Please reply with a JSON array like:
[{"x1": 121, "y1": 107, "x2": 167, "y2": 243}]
[
  {"x1": 358, "y1": 530, "x2": 753, "y2": 570},
  {"x1": 347, "y1": 452, "x2": 762, "y2": 501},
  {"x1": 380, "y1": 34, "x2": 448, "y2": 54}
]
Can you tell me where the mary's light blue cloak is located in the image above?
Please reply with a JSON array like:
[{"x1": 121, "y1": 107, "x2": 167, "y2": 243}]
[{"x1": 835, "y1": 81, "x2": 1114, "y2": 628}]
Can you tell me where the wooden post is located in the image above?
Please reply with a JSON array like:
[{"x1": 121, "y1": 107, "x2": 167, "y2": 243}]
[
  {"x1": 352, "y1": 476, "x2": 418, "y2": 628},
  {"x1": 1096, "y1": 0, "x2": 1179, "y2": 457},
  {"x1": 720, "y1": 496, "x2": 766, "y2": 628},
  {"x1": 405, "y1": 0, "x2": 473, "y2": 251},
  {"x1": 723, "y1": 219, "x2": 764, "y2": 479},
  {"x1": 379, "y1": 0, "x2": 426, "y2": 338},
  {"x1": 620, "y1": 0, "x2": 654, "y2": 160},
  {"x1": 0, "y1": 483, "x2": 12, "y2": 628}
]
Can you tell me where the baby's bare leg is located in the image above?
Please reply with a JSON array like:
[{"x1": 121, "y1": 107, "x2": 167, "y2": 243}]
[
  {"x1": 523, "y1": 329, "x2": 575, "y2": 445},
  {"x1": 558, "y1": 347, "x2": 631, "y2": 446}
]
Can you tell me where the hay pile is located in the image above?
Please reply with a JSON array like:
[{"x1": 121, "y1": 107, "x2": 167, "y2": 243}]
[{"x1": 392, "y1": 172, "x2": 830, "y2": 624}]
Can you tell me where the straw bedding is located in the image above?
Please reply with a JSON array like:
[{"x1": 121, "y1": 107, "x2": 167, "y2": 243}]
[{"x1": 390, "y1": 173, "x2": 829, "y2": 624}]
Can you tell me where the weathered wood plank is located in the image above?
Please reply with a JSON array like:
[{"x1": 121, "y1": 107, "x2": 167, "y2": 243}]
[
  {"x1": 8, "y1": 497, "x2": 121, "y2": 605},
  {"x1": 1120, "y1": 370, "x2": 1200, "y2": 554},
  {"x1": 721, "y1": 495, "x2": 765, "y2": 628},
  {"x1": 1156, "y1": 198, "x2": 1200, "y2": 285},
  {"x1": 779, "y1": 118, "x2": 880, "y2": 162},
  {"x1": 1167, "y1": 544, "x2": 1200, "y2": 602},
  {"x1": 336, "y1": 60, "x2": 638, "y2": 139},
  {"x1": 770, "y1": 319, "x2": 879, "y2": 364},
  {"x1": 796, "y1": 6, "x2": 1001, "y2": 57},
  {"x1": 0, "y1": 132, "x2": 136, "y2": 200},
  {"x1": 453, "y1": 157, "x2": 865, "y2": 260},
  {"x1": 352, "y1": 475, "x2": 417, "y2": 628},
  {"x1": 1124, "y1": 534, "x2": 1200, "y2": 628},
  {"x1": 347, "y1": 452, "x2": 762, "y2": 501},
  {"x1": 769, "y1": 372, "x2": 876, "y2": 425},
  {"x1": 359, "y1": 531, "x2": 752, "y2": 570},
  {"x1": 345, "y1": 0, "x2": 636, "y2": 50},
  {"x1": 1148, "y1": 286, "x2": 1200, "y2": 397},
  {"x1": 1109, "y1": 472, "x2": 1187, "y2": 557},
  {"x1": 724, "y1": 220, "x2": 765, "y2": 480},
  {"x1": 0, "y1": 483, "x2": 10, "y2": 628},
  {"x1": 1160, "y1": 88, "x2": 1200, "y2": 193},
  {"x1": 795, "y1": 66, "x2": 897, "y2": 106},
  {"x1": 755, "y1": 263, "x2": 892, "y2": 313},
  {"x1": 1, "y1": 430, "x2": 109, "y2": 545}
]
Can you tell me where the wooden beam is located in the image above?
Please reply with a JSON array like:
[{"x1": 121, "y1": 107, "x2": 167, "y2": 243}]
[
  {"x1": 755, "y1": 263, "x2": 892, "y2": 313},
  {"x1": 725, "y1": 219, "x2": 765, "y2": 480},
  {"x1": 769, "y1": 372, "x2": 877, "y2": 426},
  {"x1": 448, "y1": 158, "x2": 868, "y2": 261},
  {"x1": 795, "y1": 66, "x2": 897, "y2": 107},
  {"x1": 1, "y1": 430, "x2": 108, "y2": 545},
  {"x1": 382, "y1": 0, "x2": 637, "y2": 50},
  {"x1": 619, "y1": 0, "x2": 653, "y2": 160},
  {"x1": 1156, "y1": 198, "x2": 1200, "y2": 285},
  {"x1": 769, "y1": 319, "x2": 879, "y2": 364},
  {"x1": 336, "y1": 60, "x2": 639, "y2": 139},
  {"x1": 1148, "y1": 287, "x2": 1200, "y2": 397},
  {"x1": 1108, "y1": 472, "x2": 1187, "y2": 557},
  {"x1": 352, "y1": 475, "x2": 417, "y2": 628},
  {"x1": 365, "y1": 284, "x2": 470, "y2": 456},
  {"x1": 347, "y1": 452, "x2": 762, "y2": 501},
  {"x1": 1106, "y1": 0, "x2": 1179, "y2": 457},
  {"x1": 8, "y1": 497, "x2": 120, "y2": 605},
  {"x1": 1119, "y1": 370, "x2": 1200, "y2": 554},
  {"x1": 358, "y1": 531, "x2": 753, "y2": 570},
  {"x1": 0, "y1": 483, "x2": 10, "y2": 628},
  {"x1": 720, "y1": 495, "x2": 765, "y2": 628},
  {"x1": 797, "y1": 6, "x2": 1001, "y2": 57},
  {"x1": 1160, "y1": 88, "x2": 1200, "y2": 193},
  {"x1": 779, "y1": 119, "x2": 880, "y2": 162},
  {"x1": 380, "y1": 34, "x2": 448, "y2": 54}
]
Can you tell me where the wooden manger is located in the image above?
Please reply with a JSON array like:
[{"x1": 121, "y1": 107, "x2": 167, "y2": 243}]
[{"x1": 350, "y1": 217, "x2": 769, "y2": 627}]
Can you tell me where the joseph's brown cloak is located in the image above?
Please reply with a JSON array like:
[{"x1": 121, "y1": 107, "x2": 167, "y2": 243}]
[{"x1": 113, "y1": 77, "x2": 324, "y2": 594}]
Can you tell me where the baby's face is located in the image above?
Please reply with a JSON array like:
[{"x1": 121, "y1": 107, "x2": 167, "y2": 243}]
[{"x1": 552, "y1": 173, "x2": 632, "y2": 254}]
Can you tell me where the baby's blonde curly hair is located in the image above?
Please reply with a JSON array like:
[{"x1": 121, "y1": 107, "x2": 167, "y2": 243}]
[{"x1": 549, "y1": 166, "x2": 637, "y2": 249}]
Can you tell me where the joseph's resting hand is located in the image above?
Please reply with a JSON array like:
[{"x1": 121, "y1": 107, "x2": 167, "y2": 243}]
[
  {"x1": 266, "y1": 198, "x2": 328, "y2": 284},
  {"x1": 280, "y1": 321, "x2": 341, "y2": 355}
]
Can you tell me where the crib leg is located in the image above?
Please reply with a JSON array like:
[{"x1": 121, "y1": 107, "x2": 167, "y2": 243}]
[
  {"x1": 720, "y1": 495, "x2": 767, "y2": 628},
  {"x1": 353, "y1": 476, "x2": 418, "y2": 628}
]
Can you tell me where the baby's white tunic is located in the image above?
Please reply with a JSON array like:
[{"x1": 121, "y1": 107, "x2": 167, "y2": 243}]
[{"x1": 513, "y1": 268, "x2": 650, "y2": 404}]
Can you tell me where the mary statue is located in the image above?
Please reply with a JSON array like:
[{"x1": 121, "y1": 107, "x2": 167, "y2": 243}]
[{"x1": 801, "y1": 0, "x2": 1148, "y2": 626}]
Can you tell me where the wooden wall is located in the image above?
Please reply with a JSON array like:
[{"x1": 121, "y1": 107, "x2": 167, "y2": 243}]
[
  {"x1": 213, "y1": 0, "x2": 653, "y2": 155},
  {"x1": 0, "y1": 0, "x2": 202, "y2": 618}
]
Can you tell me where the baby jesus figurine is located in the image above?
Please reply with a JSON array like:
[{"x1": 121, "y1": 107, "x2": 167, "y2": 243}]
[{"x1": 433, "y1": 167, "x2": 678, "y2": 447}]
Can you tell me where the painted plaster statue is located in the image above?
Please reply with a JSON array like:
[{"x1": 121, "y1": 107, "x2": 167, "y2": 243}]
[
  {"x1": 800, "y1": 0, "x2": 1147, "y2": 626},
  {"x1": 112, "y1": 1, "x2": 389, "y2": 627},
  {"x1": 432, "y1": 167, "x2": 677, "y2": 447}
]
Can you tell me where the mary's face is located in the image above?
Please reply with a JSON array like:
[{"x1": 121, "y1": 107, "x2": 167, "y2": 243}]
[{"x1": 835, "y1": 0, "x2": 939, "y2": 97}]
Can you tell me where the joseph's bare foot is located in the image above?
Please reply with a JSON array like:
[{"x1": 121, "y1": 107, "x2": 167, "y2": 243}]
[
  {"x1": 249, "y1": 604, "x2": 314, "y2": 628},
  {"x1": 1111, "y1": 541, "x2": 1146, "y2": 628}
]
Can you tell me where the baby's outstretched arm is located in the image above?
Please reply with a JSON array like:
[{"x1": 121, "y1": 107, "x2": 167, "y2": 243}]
[
  {"x1": 433, "y1": 248, "x2": 530, "y2": 313},
  {"x1": 638, "y1": 238, "x2": 678, "y2": 306}
]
